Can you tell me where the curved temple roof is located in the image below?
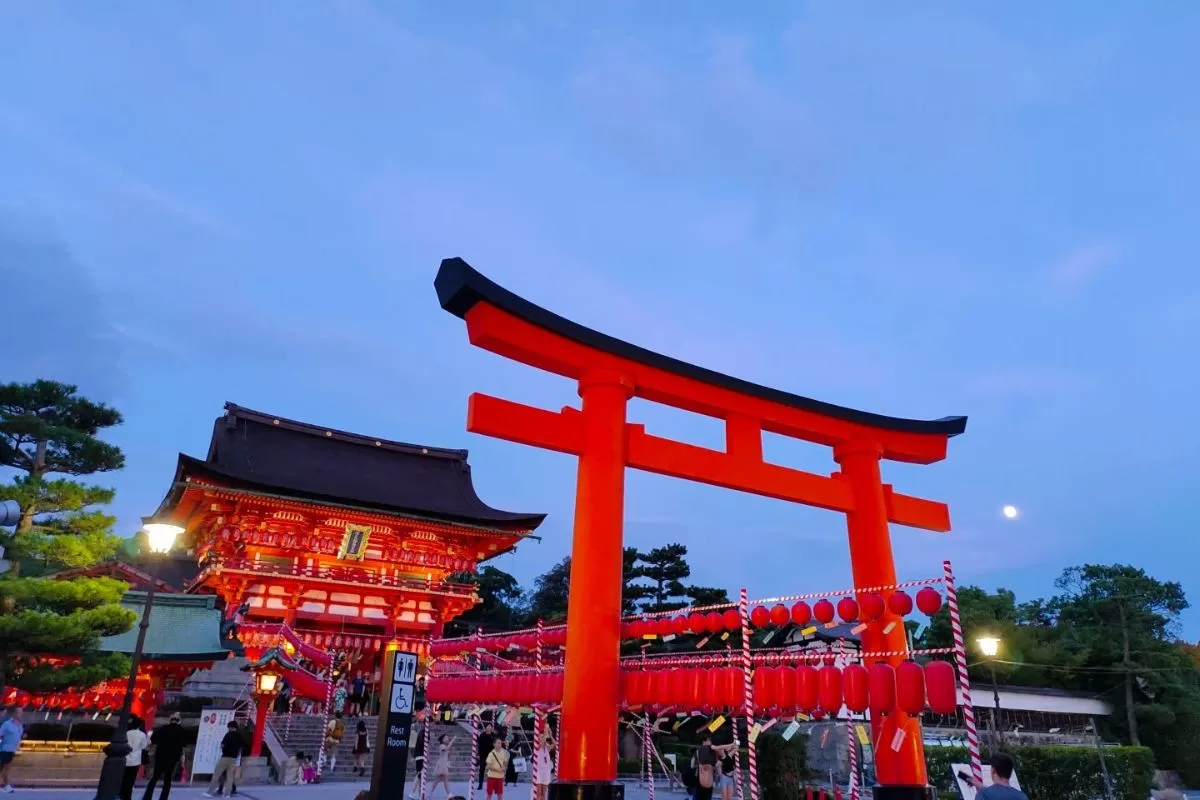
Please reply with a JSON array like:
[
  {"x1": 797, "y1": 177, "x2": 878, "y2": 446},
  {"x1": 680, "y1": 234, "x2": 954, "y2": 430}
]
[
  {"x1": 164, "y1": 403, "x2": 545, "y2": 530},
  {"x1": 436, "y1": 257, "x2": 966, "y2": 437}
]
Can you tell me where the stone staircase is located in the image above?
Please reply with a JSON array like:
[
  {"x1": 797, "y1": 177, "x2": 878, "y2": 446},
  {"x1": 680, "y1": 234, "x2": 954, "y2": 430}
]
[{"x1": 268, "y1": 715, "x2": 481, "y2": 783}]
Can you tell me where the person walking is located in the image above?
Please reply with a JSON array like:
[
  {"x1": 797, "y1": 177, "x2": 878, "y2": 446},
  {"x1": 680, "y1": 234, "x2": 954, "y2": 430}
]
[
  {"x1": 142, "y1": 712, "x2": 186, "y2": 800},
  {"x1": 0, "y1": 706, "x2": 25, "y2": 794},
  {"x1": 351, "y1": 721, "x2": 370, "y2": 777},
  {"x1": 120, "y1": 718, "x2": 149, "y2": 800},
  {"x1": 429, "y1": 734, "x2": 454, "y2": 799},
  {"x1": 476, "y1": 723, "x2": 495, "y2": 791},
  {"x1": 532, "y1": 732, "x2": 554, "y2": 800},
  {"x1": 408, "y1": 717, "x2": 426, "y2": 800},
  {"x1": 204, "y1": 721, "x2": 243, "y2": 797},
  {"x1": 325, "y1": 711, "x2": 346, "y2": 774},
  {"x1": 694, "y1": 735, "x2": 717, "y2": 800},
  {"x1": 485, "y1": 737, "x2": 509, "y2": 800}
]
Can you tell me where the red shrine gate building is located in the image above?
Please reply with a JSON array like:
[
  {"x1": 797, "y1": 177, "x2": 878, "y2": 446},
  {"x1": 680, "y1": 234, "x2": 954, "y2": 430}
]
[{"x1": 156, "y1": 403, "x2": 544, "y2": 704}]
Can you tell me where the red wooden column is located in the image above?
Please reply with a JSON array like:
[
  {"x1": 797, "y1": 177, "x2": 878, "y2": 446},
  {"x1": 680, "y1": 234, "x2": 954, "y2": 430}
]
[
  {"x1": 250, "y1": 694, "x2": 271, "y2": 757},
  {"x1": 835, "y1": 440, "x2": 928, "y2": 794},
  {"x1": 557, "y1": 370, "x2": 633, "y2": 787}
]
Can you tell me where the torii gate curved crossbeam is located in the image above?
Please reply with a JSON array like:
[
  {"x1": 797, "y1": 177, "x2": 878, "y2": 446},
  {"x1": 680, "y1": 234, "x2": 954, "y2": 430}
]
[{"x1": 435, "y1": 257, "x2": 966, "y2": 800}]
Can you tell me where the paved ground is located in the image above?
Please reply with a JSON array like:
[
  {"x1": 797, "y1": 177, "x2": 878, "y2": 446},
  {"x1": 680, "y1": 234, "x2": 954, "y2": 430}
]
[{"x1": 8, "y1": 780, "x2": 679, "y2": 800}]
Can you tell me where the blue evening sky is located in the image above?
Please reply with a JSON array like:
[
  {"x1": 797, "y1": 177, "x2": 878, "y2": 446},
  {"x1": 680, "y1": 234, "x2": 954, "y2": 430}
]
[{"x1": 2, "y1": 2, "x2": 1197, "y2": 637}]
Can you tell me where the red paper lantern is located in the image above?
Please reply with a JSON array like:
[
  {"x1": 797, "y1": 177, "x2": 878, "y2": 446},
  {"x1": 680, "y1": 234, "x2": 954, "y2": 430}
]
[
  {"x1": 706, "y1": 611, "x2": 725, "y2": 634},
  {"x1": 916, "y1": 587, "x2": 943, "y2": 616},
  {"x1": 896, "y1": 660, "x2": 926, "y2": 714},
  {"x1": 775, "y1": 664, "x2": 796, "y2": 712},
  {"x1": 795, "y1": 665, "x2": 819, "y2": 711},
  {"x1": 685, "y1": 669, "x2": 706, "y2": 710},
  {"x1": 750, "y1": 606, "x2": 770, "y2": 628},
  {"x1": 813, "y1": 599, "x2": 835, "y2": 624},
  {"x1": 722, "y1": 668, "x2": 742, "y2": 708},
  {"x1": 868, "y1": 663, "x2": 896, "y2": 713},
  {"x1": 888, "y1": 591, "x2": 913, "y2": 617},
  {"x1": 925, "y1": 661, "x2": 957, "y2": 714},
  {"x1": 843, "y1": 664, "x2": 869, "y2": 713},
  {"x1": 837, "y1": 597, "x2": 860, "y2": 623},
  {"x1": 671, "y1": 616, "x2": 690, "y2": 635},
  {"x1": 818, "y1": 665, "x2": 842, "y2": 713},
  {"x1": 426, "y1": 679, "x2": 445, "y2": 703},
  {"x1": 621, "y1": 623, "x2": 635, "y2": 640},
  {"x1": 703, "y1": 668, "x2": 724, "y2": 712},
  {"x1": 723, "y1": 609, "x2": 741, "y2": 631},
  {"x1": 624, "y1": 671, "x2": 650, "y2": 707},
  {"x1": 688, "y1": 612, "x2": 708, "y2": 634},
  {"x1": 656, "y1": 617, "x2": 675, "y2": 636},
  {"x1": 858, "y1": 593, "x2": 884, "y2": 621},
  {"x1": 790, "y1": 601, "x2": 812, "y2": 626},
  {"x1": 549, "y1": 672, "x2": 565, "y2": 702},
  {"x1": 648, "y1": 670, "x2": 670, "y2": 709},
  {"x1": 754, "y1": 667, "x2": 777, "y2": 711},
  {"x1": 769, "y1": 604, "x2": 790, "y2": 627}
]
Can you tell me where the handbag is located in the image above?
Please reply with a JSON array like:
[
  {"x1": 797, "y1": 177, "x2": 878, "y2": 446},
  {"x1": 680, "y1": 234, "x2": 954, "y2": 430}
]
[
  {"x1": 699, "y1": 764, "x2": 715, "y2": 789},
  {"x1": 513, "y1": 756, "x2": 528, "y2": 774}
]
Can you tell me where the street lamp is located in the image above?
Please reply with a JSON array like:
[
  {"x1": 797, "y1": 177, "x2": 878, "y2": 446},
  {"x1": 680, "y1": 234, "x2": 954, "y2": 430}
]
[
  {"x1": 94, "y1": 515, "x2": 184, "y2": 800},
  {"x1": 242, "y1": 648, "x2": 297, "y2": 757},
  {"x1": 976, "y1": 635, "x2": 1003, "y2": 751}
]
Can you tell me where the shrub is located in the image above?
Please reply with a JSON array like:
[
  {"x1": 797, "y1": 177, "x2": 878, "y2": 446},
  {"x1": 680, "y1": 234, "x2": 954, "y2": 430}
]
[
  {"x1": 757, "y1": 733, "x2": 809, "y2": 800},
  {"x1": 924, "y1": 744, "x2": 1154, "y2": 800}
]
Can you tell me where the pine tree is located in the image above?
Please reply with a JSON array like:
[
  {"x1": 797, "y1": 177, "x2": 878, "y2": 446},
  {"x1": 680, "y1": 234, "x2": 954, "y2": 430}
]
[
  {"x1": 631, "y1": 543, "x2": 692, "y2": 613},
  {"x1": 0, "y1": 380, "x2": 125, "y2": 574},
  {"x1": 0, "y1": 380, "x2": 134, "y2": 694}
]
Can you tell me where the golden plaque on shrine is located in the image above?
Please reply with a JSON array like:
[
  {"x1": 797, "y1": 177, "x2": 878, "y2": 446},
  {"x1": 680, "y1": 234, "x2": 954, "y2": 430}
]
[{"x1": 338, "y1": 523, "x2": 371, "y2": 561}]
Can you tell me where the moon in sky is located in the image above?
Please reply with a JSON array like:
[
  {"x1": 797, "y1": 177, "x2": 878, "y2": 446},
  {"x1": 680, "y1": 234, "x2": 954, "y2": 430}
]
[{"x1": 1002, "y1": 505, "x2": 1019, "y2": 519}]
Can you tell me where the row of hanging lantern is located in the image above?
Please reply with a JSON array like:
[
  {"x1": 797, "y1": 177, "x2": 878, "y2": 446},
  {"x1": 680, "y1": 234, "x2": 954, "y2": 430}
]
[
  {"x1": 424, "y1": 660, "x2": 958, "y2": 716},
  {"x1": 621, "y1": 660, "x2": 957, "y2": 716},
  {"x1": 749, "y1": 588, "x2": 945, "y2": 629},
  {"x1": 240, "y1": 629, "x2": 425, "y2": 652},
  {"x1": 1, "y1": 685, "x2": 159, "y2": 712},
  {"x1": 425, "y1": 671, "x2": 565, "y2": 705}
]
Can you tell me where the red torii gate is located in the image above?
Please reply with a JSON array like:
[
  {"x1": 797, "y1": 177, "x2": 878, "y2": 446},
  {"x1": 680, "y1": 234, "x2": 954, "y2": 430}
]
[{"x1": 435, "y1": 258, "x2": 966, "y2": 800}]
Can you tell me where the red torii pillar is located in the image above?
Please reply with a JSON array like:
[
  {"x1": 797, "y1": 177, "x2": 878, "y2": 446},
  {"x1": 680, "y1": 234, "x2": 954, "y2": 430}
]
[{"x1": 435, "y1": 258, "x2": 966, "y2": 800}]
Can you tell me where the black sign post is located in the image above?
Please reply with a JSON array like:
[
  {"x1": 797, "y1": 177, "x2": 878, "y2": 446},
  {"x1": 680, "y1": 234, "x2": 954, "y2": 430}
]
[{"x1": 371, "y1": 648, "x2": 419, "y2": 800}]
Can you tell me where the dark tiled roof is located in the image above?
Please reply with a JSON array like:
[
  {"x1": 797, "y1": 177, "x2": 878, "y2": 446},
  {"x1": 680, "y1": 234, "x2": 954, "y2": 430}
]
[
  {"x1": 100, "y1": 592, "x2": 231, "y2": 661},
  {"x1": 168, "y1": 403, "x2": 545, "y2": 530}
]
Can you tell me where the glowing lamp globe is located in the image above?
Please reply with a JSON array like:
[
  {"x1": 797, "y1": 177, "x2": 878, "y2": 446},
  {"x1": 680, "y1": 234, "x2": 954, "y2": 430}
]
[
  {"x1": 255, "y1": 671, "x2": 279, "y2": 695},
  {"x1": 977, "y1": 636, "x2": 1001, "y2": 657},
  {"x1": 142, "y1": 518, "x2": 184, "y2": 554}
]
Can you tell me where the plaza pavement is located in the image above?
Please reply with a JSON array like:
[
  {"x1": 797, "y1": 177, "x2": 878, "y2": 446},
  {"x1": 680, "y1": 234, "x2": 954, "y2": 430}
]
[{"x1": 10, "y1": 779, "x2": 680, "y2": 800}]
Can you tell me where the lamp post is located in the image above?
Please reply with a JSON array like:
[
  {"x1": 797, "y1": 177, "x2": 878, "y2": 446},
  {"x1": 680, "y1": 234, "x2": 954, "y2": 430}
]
[
  {"x1": 976, "y1": 636, "x2": 1003, "y2": 751},
  {"x1": 241, "y1": 651, "x2": 291, "y2": 757},
  {"x1": 94, "y1": 516, "x2": 184, "y2": 800}
]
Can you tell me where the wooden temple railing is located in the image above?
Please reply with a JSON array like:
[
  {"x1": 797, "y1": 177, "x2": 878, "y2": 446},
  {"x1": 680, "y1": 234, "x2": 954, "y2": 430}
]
[{"x1": 195, "y1": 556, "x2": 479, "y2": 598}]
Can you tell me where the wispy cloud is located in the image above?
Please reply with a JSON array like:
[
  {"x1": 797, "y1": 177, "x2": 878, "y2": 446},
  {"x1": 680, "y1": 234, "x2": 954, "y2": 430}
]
[{"x1": 1048, "y1": 242, "x2": 1120, "y2": 289}]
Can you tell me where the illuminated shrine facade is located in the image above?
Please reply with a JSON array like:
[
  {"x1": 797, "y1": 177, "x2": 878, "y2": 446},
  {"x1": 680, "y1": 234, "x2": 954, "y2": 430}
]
[{"x1": 157, "y1": 403, "x2": 544, "y2": 669}]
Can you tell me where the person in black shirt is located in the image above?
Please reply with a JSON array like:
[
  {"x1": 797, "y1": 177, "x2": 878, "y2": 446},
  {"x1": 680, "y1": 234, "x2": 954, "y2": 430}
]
[
  {"x1": 476, "y1": 723, "x2": 495, "y2": 790},
  {"x1": 204, "y1": 722, "x2": 244, "y2": 797},
  {"x1": 143, "y1": 713, "x2": 187, "y2": 800},
  {"x1": 695, "y1": 736, "x2": 717, "y2": 800}
]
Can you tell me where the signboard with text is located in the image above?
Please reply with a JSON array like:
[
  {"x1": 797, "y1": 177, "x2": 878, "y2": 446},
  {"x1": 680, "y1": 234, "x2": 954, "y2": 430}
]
[{"x1": 371, "y1": 650, "x2": 420, "y2": 800}]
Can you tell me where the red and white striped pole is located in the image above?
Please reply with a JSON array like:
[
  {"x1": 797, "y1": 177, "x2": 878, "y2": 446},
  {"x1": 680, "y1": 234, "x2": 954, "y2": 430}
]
[
  {"x1": 531, "y1": 620, "x2": 545, "y2": 800},
  {"x1": 739, "y1": 588, "x2": 759, "y2": 800},
  {"x1": 420, "y1": 694, "x2": 433, "y2": 800},
  {"x1": 944, "y1": 560, "x2": 983, "y2": 786},
  {"x1": 469, "y1": 715, "x2": 481, "y2": 800},
  {"x1": 846, "y1": 719, "x2": 858, "y2": 800},
  {"x1": 732, "y1": 715, "x2": 744, "y2": 800},
  {"x1": 315, "y1": 651, "x2": 336, "y2": 779},
  {"x1": 644, "y1": 715, "x2": 655, "y2": 800}
]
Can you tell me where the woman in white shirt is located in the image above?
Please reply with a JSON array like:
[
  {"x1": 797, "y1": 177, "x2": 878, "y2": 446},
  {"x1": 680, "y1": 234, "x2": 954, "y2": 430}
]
[
  {"x1": 532, "y1": 733, "x2": 555, "y2": 800},
  {"x1": 121, "y1": 718, "x2": 149, "y2": 800}
]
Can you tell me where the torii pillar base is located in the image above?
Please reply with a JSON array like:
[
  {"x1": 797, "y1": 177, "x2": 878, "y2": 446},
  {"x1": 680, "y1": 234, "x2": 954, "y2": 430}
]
[
  {"x1": 549, "y1": 782, "x2": 625, "y2": 800},
  {"x1": 874, "y1": 786, "x2": 934, "y2": 800}
]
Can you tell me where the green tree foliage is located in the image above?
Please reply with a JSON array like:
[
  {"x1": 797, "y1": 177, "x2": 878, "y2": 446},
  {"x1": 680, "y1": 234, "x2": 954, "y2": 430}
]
[
  {"x1": 919, "y1": 564, "x2": 1200, "y2": 784},
  {"x1": 526, "y1": 556, "x2": 572, "y2": 623},
  {"x1": 630, "y1": 543, "x2": 692, "y2": 613},
  {"x1": 0, "y1": 380, "x2": 125, "y2": 574},
  {"x1": 0, "y1": 380, "x2": 133, "y2": 694},
  {"x1": 924, "y1": 744, "x2": 1155, "y2": 800},
  {"x1": 451, "y1": 566, "x2": 528, "y2": 634},
  {"x1": 0, "y1": 576, "x2": 135, "y2": 693}
]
